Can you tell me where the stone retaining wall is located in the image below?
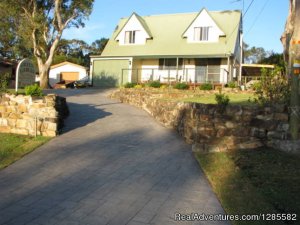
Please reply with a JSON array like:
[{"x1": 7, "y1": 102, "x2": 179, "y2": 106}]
[
  {"x1": 112, "y1": 89, "x2": 300, "y2": 154},
  {"x1": 0, "y1": 94, "x2": 69, "y2": 137}
]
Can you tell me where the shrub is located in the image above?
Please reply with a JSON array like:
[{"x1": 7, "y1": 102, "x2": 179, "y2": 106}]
[
  {"x1": 134, "y1": 84, "x2": 143, "y2": 89},
  {"x1": 148, "y1": 81, "x2": 161, "y2": 88},
  {"x1": 227, "y1": 81, "x2": 237, "y2": 89},
  {"x1": 160, "y1": 84, "x2": 168, "y2": 89},
  {"x1": 0, "y1": 73, "x2": 10, "y2": 93},
  {"x1": 123, "y1": 82, "x2": 136, "y2": 88},
  {"x1": 174, "y1": 82, "x2": 189, "y2": 90},
  {"x1": 199, "y1": 83, "x2": 213, "y2": 90},
  {"x1": 215, "y1": 93, "x2": 230, "y2": 111},
  {"x1": 253, "y1": 67, "x2": 290, "y2": 104},
  {"x1": 25, "y1": 84, "x2": 43, "y2": 96}
]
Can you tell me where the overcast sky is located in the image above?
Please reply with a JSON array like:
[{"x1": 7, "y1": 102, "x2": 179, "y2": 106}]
[{"x1": 63, "y1": 0, "x2": 288, "y2": 53}]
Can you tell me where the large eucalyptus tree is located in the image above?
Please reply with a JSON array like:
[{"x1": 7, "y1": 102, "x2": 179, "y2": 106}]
[{"x1": 1, "y1": 0, "x2": 94, "y2": 88}]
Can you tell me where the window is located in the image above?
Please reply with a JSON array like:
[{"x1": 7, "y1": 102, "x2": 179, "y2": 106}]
[
  {"x1": 159, "y1": 58, "x2": 183, "y2": 70},
  {"x1": 125, "y1": 31, "x2": 137, "y2": 44},
  {"x1": 194, "y1": 27, "x2": 210, "y2": 41}
]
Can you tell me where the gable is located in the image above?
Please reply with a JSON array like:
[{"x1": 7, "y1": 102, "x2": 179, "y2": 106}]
[
  {"x1": 115, "y1": 13, "x2": 152, "y2": 45},
  {"x1": 183, "y1": 8, "x2": 225, "y2": 43}
]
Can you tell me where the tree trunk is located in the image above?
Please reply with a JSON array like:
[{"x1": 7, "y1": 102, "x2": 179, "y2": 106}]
[
  {"x1": 281, "y1": 0, "x2": 300, "y2": 140},
  {"x1": 39, "y1": 65, "x2": 50, "y2": 89}
]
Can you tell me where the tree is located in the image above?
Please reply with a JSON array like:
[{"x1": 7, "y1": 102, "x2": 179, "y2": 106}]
[
  {"x1": 281, "y1": 0, "x2": 300, "y2": 140},
  {"x1": 1, "y1": 0, "x2": 94, "y2": 88},
  {"x1": 54, "y1": 38, "x2": 90, "y2": 66},
  {"x1": 243, "y1": 43, "x2": 269, "y2": 64},
  {"x1": 90, "y1": 38, "x2": 109, "y2": 55},
  {"x1": 258, "y1": 52, "x2": 285, "y2": 72}
]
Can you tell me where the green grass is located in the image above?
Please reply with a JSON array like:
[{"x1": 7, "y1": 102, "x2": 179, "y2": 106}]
[
  {"x1": 6, "y1": 89, "x2": 25, "y2": 95},
  {"x1": 195, "y1": 148, "x2": 300, "y2": 225},
  {"x1": 0, "y1": 133, "x2": 51, "y2": 170},
  {"x1": 181, "y1": 93, "x2": 255, "y2": 105}
]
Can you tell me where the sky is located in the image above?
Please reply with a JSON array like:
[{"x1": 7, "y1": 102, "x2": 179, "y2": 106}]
[{"x1": 63, "y1": 0, "x2": 289, "y2": 53}]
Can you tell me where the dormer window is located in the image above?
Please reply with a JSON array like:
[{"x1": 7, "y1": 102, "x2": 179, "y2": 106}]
[
  {"x1": 125, "y1": 31, "x2": 137, "y2": 44},
  {"x1": 194, "y1": 27, "x2": 210, "y2": 41}
]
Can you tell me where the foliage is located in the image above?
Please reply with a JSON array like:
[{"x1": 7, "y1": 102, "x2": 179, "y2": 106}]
[
  {"x1": 215, "y1": 93, "x2": 230, "y2": 110},
  {"x1": 160, "y1": 84, "x2": 168, "y2": 89},
  {"x1": 0, "y1": 0, "x2": 94, "y2": 88},
  {"x1": 0, "y1": 73, "x2": 10, "y2": 93},
  {"x1": 123, "y1": 82, "x2": 136, "y2": 88},
  {"x1": 173, "y1": 82, "x2": 189, "y2": 90},
  {"x1": 25, "y1": 84, "x2": 43, "y2": 96},
  {"x1": 243, "y1": 42, "x2": 270, "y2": 64},
  {"x1": 199, "y1": 83, "x2": 213, "y2": 90},
  {"x1": 258, "y1": 52, "x2": 285, "y2": 71},
  {"x1": 89, "y1": 38, "x2": 109, "y2": 55},
  {"x1": 253, "y1": 67, "x2": 290, "y2": 104},
  {"x1": 147, "y1": 81, "x2": 161, "y2": 88},
  {"x1": 227, "y1": 81, "x2": 237, "y2": 89},
  {"x1": 134, "y1": 84, "x2": 143, "y2": 89}
]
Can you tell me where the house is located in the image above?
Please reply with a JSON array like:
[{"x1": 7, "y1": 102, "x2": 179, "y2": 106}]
[
  {"x1": 49, "y1": 61, "x2": 88, "y2": 87},
  {"x1": 90, "y1": 8, "x2": 243, "y2": 87}
]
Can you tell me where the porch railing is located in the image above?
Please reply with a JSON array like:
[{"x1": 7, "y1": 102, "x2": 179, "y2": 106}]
[{"x1": 121, "y1": 67, "x2": 228, "y2": 85}]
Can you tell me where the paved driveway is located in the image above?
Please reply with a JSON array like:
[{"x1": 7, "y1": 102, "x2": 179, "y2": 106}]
[{"x1": 0, "y1": 89, "x2": 229, "y2": 225}]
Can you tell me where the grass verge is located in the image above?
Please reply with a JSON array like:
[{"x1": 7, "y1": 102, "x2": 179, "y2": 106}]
[
  {"x1": 182, "y1": 93, "x2": 255, "y2": 105},
  {"x1": 0, "y1": 133, "x2": 51, "y2": 170},
  {"x1": 195, "y1": 148, "x2": 300, "y2": 225}
]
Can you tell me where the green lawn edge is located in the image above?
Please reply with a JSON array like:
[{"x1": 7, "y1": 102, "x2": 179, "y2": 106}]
[
  {"x1": 195, "y1": 149, "x2": 300, "y2": 225},
  {"x1": 0, "y1": 134, "x2": 51, "y2": 170}
]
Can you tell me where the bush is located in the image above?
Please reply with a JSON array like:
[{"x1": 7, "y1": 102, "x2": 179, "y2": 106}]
[
  {"x1": 199, "y1": 83, "x2": 213, "y2": 90},
  {"x1": 227, "y1": 81, "x2": 237, "y2": 89},
  {"x1": 148, "y1": 81, "x2": 161, "y2": 88},
  {"x1": 253, "y1": 67, "x2": 290, "y2": 104},
  {"x1": 123, "y1": 82, "x2": 136, "y2": 88},
  {"x1": 0, "y1": 73, "x2": 10, "y2": 93},
  {"x1": 174, "y1": 82, "x2": 189, "y2": 90},
  {"x1": 25, "y1": 84, "x2": 43, "y2": 96},
  {"x1": 134, "y1": 84, "x2": 143, "y2": 89},
  {"x1": 160, "y1": 84, "x2": 168, "y2": 89},
  {"x1": 215, "y1": 93, "x2": 230, "y2": 111}
]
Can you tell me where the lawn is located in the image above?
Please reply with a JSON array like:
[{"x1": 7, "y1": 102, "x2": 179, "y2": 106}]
[
  {"x1": 0, "y1": 133, "x2": 51, "y2": 170},
  {"x1": 181, "y1": 92, "x2": 255, "y2": 105},
  {"x1": 195, "y1": 148, "x2": 300, "y2": 225}
]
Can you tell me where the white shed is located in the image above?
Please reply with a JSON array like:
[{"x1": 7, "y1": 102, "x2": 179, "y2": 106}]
[{"x1": 49, "y1": 61, "x2": 88, "y2": 87}]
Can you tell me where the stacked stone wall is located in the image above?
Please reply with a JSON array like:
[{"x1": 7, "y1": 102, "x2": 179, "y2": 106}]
[
  {"x1": 0, "y1": 94, "x2": 68, "y2": 137},
  {"x1": 113, "y1": 89, "x2": 300, "y2": 154}
]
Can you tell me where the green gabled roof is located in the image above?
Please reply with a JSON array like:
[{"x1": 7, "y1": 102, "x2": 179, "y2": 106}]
[
  {"x1": 98, "y1": 9, "x2": 242, "y2": 58},
  {"x1": 182, "y1": 8, "x2": 225, "y2": 38},
  {"x1": 114, "y1": 12, "x2": 153, "y2": 40}
]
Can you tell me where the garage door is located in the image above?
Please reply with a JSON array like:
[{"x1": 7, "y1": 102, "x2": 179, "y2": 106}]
[
  {"x1": 61, "y1": 72, "x2": 79, "y2": 81},
  {"x1": 92, "y1": 59, "x2": 129, "y2": 87}
]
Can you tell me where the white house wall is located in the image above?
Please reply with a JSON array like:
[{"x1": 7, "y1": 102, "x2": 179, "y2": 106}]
[
  {"x1": 49, "y1": 64, "x2": 87, "y2": 87},
  {"x1": 116, "y1": 14, "x2": 150, "y2": 45},
  {"x1": 183, "y1": 9, "x2": 225, "y2": 43}
]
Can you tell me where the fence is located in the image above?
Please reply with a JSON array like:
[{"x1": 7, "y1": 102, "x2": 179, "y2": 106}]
[{"x1": 121, "y1": 67, "x2": 228, "y2": 84}]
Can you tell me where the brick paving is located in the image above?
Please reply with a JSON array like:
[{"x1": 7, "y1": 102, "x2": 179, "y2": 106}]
[{"x1": 0, "y1": 89, "x2": 230, "y2": 225}]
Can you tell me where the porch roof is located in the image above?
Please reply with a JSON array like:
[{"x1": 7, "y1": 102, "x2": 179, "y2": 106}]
[{"x1": 97, "y1": 10, "x2": 241, "y2": 58}]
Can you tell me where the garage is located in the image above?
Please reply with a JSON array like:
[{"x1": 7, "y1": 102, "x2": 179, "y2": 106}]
[
  {"x1": 91, "y1": 58, "x2": 130, "y2": 87},
  {"x1": 49, "y1": 62, "x2": 88, "y2": 87},
  {"x1": 61, "y1": 72, "x2": 79, "y2": 81}
]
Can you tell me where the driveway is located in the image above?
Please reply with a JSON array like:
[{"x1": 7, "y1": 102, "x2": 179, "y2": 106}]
[{"x1": 0, "y1": 89, "x2": 229, "y2": 225}]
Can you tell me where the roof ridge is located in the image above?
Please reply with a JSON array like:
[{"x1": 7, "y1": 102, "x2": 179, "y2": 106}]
[{"x1": 120, "y1": 9, "x2": 241, "y2": 19}]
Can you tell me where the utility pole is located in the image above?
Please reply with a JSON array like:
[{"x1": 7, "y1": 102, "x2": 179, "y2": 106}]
[{"x1": 281, "y1": 0, "x2": 300, "y2": 140}]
